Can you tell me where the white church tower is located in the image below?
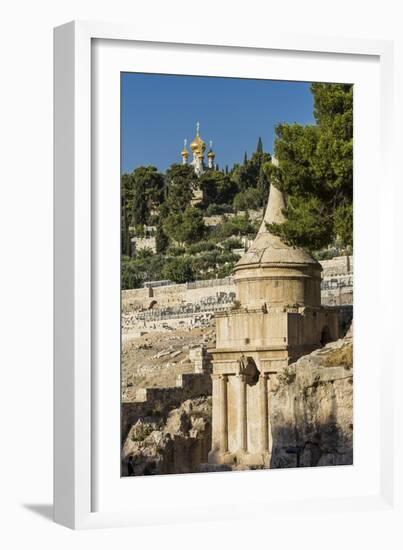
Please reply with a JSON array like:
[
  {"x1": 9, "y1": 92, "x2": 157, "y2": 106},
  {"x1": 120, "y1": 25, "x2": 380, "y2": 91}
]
[
  {"x1": 190, "y1": 122, "x2": 206, "y2": 176},
  {"x1": 181, "y1": 139, "x2": 189, "y2": 165},
  {"x1": 180, "y1": 122, "x2": 216, "y2": 176}
]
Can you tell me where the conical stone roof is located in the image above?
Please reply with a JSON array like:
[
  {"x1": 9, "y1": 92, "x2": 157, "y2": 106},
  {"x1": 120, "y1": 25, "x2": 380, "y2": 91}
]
[{"x1": 235, "y1": 184, "x2": 320, "y2": 270}]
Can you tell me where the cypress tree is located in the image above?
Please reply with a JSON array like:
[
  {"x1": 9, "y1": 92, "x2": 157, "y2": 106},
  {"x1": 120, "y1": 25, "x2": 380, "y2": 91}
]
[
  {"x1": 155, "y1": 218, "x2": 169, "y2": 253},
  {"x1": 121, "y1": 198, "x2": 131, "y2": 256}
]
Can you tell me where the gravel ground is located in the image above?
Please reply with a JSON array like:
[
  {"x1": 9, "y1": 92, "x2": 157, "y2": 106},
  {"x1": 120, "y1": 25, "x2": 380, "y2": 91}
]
[{"x1": 121, "y1": 323, "x2": 215, "y2": 401}]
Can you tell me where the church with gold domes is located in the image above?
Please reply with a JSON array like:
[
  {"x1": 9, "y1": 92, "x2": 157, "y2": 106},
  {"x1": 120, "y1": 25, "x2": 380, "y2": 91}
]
[{"x1": 181, "y1": 122, "x2": 216, "y2": 176}]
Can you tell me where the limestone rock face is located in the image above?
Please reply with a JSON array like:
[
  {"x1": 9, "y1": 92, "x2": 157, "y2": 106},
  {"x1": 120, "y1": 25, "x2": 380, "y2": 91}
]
[
  {"x1": 122, "y1": 397, "x2": 212, "y2": 476},
  {"x1": 270, "y1": 335, "x2": 353, "y2": 468}
]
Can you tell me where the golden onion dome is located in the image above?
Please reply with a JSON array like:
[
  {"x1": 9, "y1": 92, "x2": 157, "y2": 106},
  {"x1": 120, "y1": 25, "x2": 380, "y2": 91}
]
[
  {"x1": 207, "y1": 140, "x2": 215, "y2": 157},
  {"x1": 181, "y1": 139, "x2": 189, "y2": 156},
  {"x1": 190, "y1": 122, "x2": 206, "y2": 154},
  {"x1": 190, "y1": 134, "x2": 206, "y2": 153}
]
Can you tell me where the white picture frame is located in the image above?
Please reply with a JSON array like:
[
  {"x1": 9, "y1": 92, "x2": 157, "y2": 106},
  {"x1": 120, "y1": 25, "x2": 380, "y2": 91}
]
[{"x1": 54, "y1": 20, "x2": 396, "y2": 530}]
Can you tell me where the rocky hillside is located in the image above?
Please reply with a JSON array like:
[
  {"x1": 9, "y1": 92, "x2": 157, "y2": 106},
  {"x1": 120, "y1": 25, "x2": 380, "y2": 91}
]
[
  {"x1": 122, "y1": 325, "x2": 215, "y2": 401},
  {"x1": 122, "y1": 397, "x2": 212, "y2": 476},
  {"x1": 270, "y1": 328, "x2": 353, "y2": 468}
]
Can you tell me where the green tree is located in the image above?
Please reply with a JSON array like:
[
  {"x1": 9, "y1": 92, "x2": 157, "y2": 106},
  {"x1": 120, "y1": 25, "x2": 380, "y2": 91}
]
[
  {"x1": 233, "y1": 188, "x2": 262, "y2": 212},
  {"x1": 155, "y1": 219, "x2": 169, "y2": 254},
  {"x1": 270, "y1": 83, "x2": 353, "y2": 250},
  {"x1": 121, "y1": 172, "x2": 135, "y2": 255},
  {"x1": 257, "y1": 162, "x2": 273, "y2": 207},
  {"x1": 142, "y1": 166, "x2": 165, "y2": 207},
  {"x1": 162, "y1": 206, "x2": 206, "y2": 245},
  {"x1": 121, "y1": 172, "x2": 135, "y2": 209},
  {"x1": 130, "y1": 166, "x2": 164, "y2": 226},
  {"x1": 222, "y1": 237, "x2": 243, "y2": 251},
  {"x1": 216, "y1": 214, "x2": 256, "y2": 239},
  {"x1": 162, "y1": 212, "x2": 183, "y2": 244},
  {"x1": 178, "y1": 206, "x2": 206, "y2": 244},
  {"x1": 165, "y1": 164, "x2": 195, "y2": 213},
  {"x1": 334, "y1": 203, "x2": 353, "y2": 248},
  {"x1": 121, "y1": 196, "x2": 131, "y2": 256},
  {"x1": 200, "y1": 171, "x2": 237, "y2": 206},
  {"x1": 162, "y1": 257, "x2": 195, "y2": 283},
  {"x1": 121, "y1": 256, "x2": 142, "y2": 289},
  {"x1": 231, "y1": 140, "x2": 270, "y2": 194},
  {"x1": 121, "y1": 253, "x2": 165, "y2": 289}
]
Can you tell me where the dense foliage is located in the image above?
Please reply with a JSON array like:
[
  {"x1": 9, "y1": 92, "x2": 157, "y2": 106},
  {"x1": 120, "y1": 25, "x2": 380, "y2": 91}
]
[
  {"x1": 120, "y1": 137, "x2": 268, "y2": 288},
  {"x1": 269, "y1": 83, "x2": 353, "y2": 250},
  {"x1": 121, "y1": 84, "x2": 354, "y2": 289}
]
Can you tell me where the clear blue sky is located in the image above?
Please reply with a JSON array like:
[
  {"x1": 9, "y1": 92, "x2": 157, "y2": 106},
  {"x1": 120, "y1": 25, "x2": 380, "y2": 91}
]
[{"x1": 121, "y1": 73, "x2": 315, "y2": 174}]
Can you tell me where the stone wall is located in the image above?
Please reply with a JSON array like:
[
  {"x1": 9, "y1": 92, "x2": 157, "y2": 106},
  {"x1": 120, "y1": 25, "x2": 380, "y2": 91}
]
[
  {"x1": 321, "y1": 255, "x2": 353, "y2": 277},
  {"x1": 123, "y1": 256, "x2": 353, "y2": 312},
  {"x1": 320, "y1": 255, "x2": 353, "y2": 306},
  {"x1": 122, "y1": 276, "x2": 234, "y2": 312}
]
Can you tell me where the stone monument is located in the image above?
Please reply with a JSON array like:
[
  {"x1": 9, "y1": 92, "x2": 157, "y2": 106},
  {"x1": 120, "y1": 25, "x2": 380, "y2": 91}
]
[{"x1": 208, "y1": 180, "x2": 339, "y2": 468}]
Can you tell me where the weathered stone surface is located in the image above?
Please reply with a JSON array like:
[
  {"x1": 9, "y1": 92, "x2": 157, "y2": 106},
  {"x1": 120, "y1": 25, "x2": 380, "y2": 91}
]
[
  {"x1": 270, "y1": 336, "x2": 353, "y2": 468},
  {"x1": 208, "y1": 181, "x2": 341, "y2": 468},
  {"x1": 121, "y1": 373, "x2": 212, "y2": 442},
  {"x1": 121, "y1": 254, "x2": 353, "y2": 333},
  {"x1": 122, "y1": 397, "x2": 212, "y2": 476},
  {"x1": 121, "y1": 327, "x2": 214, "y2": 402},
  {"x1": 122, "y1": 332, "x2": 353, "y2": 475}
]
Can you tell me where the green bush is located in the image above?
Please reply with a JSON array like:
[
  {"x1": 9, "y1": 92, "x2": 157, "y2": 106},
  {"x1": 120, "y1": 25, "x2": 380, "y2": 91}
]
[
  {"x1": 121, "y1": 254, "x2": 165, "y2": 289},
  {"x1": 162, "y1": 257, "x2": 195, "y2": 283},
  {"x1": 204, "y1": 203, "x2": 234, "y2": 216},
  {"x1": 163, "y1": 206, "x2": 206, "y2": 245},
  {"x1": 187, "y1": 241, "x2": 217, "y2": 254},
  {"x1": 166, "y1": 245, "x2": 186, "y2": 256},
  {"x1": 215, "y1": 215, "x2": 256, "y2": 239},
  {"x1": 222, "y1": 237, "x2": 243, "y2": 251},
  {"x1": 233, "y1": 188, "x2": 262, "y2": 212}
]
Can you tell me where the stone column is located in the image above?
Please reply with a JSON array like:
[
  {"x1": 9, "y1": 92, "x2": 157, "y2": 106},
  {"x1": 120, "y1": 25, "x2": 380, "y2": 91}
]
[
  {"x1": 267, "y1": 375, "x2": 272, "y2": 453},
  {"x1": 219, "y1": 374, "x2": 228, "y2": 453},
  {"x1": 210, "y1": 374, "x2": 220, "y2": 451},
  {"x1": 237, "y1": 374, "x2": 247, "y2": 452},
  {"x1": 259, "y1": 372, "x2": 269, "y2": 452}
]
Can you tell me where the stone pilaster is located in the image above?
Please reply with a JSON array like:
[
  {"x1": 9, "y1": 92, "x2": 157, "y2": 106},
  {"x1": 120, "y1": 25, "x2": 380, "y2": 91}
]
[
  {"x1": 267, "y1": 375, "x2": 272, "y2": 453},
  {"x1": 259, "y1": 373, "x2": 269, "y2": 452},
  {"x1": 219, "y1": 374, "x2": 228, "y2": 453},
  {"x1": 237, "y1": 374, "x2": 247, "y2": 452},
  {"x1": 210, "y1": 374, "x2": 220, "y2": 451}
]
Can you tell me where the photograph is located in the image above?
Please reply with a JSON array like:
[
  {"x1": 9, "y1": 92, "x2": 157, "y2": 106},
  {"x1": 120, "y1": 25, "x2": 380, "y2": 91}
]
[{"x1": 120, "y1": 73, "x2": 353, "y2": 476}]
